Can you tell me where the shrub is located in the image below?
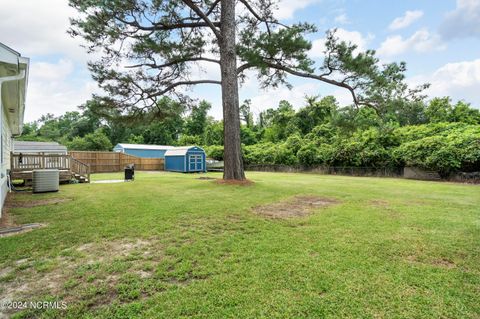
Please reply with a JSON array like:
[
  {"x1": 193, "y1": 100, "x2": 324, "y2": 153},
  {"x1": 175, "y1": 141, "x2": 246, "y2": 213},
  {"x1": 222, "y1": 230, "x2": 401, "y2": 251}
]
[
  {"x1": 243, "y1": 143, "x2": 276, "y2": 165},
  {"x1": 297, "y1": 143, "x2": 319, "y2": 166},
  {"x1": 273, "y1": 144, "x2": 298, "y2": 165},
  {"x1": 393, "y1": 126, "x2": 480, "y2": 176},
  {"x1": 284, "y1": 134, "x2": 304, "y2": 155},
  {"x1": 66, "y1": 129, "x2": 112, "y2": 151},
  {"x1": 204, "y1": 145, "x2": 224, "y2": 160}
]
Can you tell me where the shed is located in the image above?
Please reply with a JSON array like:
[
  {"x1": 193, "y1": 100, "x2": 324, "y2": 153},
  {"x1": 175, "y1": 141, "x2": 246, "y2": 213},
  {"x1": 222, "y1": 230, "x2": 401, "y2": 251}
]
[
  {"x1": 113, "y1": 143, "x2": 174, "y2": 158},
  {"x1": 13, "y1": 141, "x2": 67, "y2": 154},
  {"x1": 164, "y1": 146, "x2": 206, "y2": 173}
]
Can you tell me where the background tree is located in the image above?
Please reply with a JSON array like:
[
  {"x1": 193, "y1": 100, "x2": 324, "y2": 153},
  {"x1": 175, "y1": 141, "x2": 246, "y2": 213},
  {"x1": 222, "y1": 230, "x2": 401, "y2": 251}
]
[
  {"x1": 184, "y1": 100, "x2": 211, "y2": 137},
  {"x1": 240, "y1": 99, "x2": 254, "y2": 128},
  {"x1": 66, "y1": 129, "x2": 113, "y2": 151},
  {"x1": 69, "y1": 1, "x2": 428, "y2": 180}
]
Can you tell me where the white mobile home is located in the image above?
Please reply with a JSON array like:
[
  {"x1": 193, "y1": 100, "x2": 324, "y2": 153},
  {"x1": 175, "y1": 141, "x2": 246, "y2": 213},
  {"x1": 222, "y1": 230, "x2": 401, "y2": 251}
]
[
  {"x1": 0, "y1": 43, "x2": 29, "y2": 215},
  {"x1": 13, "y1": 141, "x2": 68, "y2": 155}
]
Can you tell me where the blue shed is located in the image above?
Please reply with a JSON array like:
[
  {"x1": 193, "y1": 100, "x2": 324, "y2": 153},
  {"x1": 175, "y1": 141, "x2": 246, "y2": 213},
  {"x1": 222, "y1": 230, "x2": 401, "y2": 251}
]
[
  {"x1": 113, "y1": 143, "x2": 174, "y2": 158},
  {"x1": 164, "y1": 146, "x2": 207, "y2": 173}
]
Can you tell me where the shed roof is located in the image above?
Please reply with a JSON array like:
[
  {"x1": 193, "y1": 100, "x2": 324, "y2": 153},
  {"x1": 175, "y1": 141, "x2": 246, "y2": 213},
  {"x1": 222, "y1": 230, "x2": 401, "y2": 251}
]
[
  {"x1": 164, "y1": 146, "x2": 204, "y2": 156},
  {"x1": 13, "y1": 141, "x2": 67, "y2": 153},
  {"x1": 114, "y1": 143, "x2": 175, "y2": 151}
]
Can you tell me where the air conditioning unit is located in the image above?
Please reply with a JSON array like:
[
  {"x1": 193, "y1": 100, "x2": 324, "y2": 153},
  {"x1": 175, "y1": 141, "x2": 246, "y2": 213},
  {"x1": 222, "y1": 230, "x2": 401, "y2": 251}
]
[{"x1": 33, "y1": 169, "x2": 59, "y2": 193}]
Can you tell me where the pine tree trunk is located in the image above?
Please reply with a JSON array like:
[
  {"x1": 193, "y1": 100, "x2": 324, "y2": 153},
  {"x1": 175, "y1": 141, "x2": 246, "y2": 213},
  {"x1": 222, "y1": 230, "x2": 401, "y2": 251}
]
[{"x1": 220, "y1": 0, "x2": 245, "y2": 180}]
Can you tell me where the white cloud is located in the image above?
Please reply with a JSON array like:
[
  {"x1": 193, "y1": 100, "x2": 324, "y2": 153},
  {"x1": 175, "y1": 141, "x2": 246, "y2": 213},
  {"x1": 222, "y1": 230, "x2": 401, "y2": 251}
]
[
  {"x1": 440, "y1": 0, "x2": 480, "y2": 39},
  {"x1": 25, "y1": 59, "x2": 100, "y2": 122},
  {"x1": 30, "y1": 60, "x2": 75, "y2": 82},
  {"x1": 310, "y1": 28, "x2": 374, "y2": 58},
  {"x1": 377, "y1": 29, "x2": 446, "y2": 58},
  {"x1": 409, "y1": 59, "x2": 480, "y2": 108},
  {"x1": 334, "y1": 13, "x2": 350, "y2": 25},
  {"x1": 0, "y1": 0, "x2": 100, "y2": 122},
  {"x1": 275, "y1": 0, "x2": 322, "y2": 20},
  {"x1": 0, "y1": 0, "x2": 88, "y2": 63},
  {"x1": 189, "y1": 61, "x2": 221, "y2": 82},
  {"x1": 388, "y1": 10, "x2": 424, "y2": 31}
]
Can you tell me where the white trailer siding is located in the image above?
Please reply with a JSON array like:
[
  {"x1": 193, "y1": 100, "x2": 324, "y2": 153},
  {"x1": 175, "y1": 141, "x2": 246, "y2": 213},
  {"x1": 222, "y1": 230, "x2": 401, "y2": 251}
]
[
  {"x1": 0, "y1": 43, "x2": 29, "y2": 216},
  {"x1": 0, "y1": 101, "x2": 12, "y2": 216}
]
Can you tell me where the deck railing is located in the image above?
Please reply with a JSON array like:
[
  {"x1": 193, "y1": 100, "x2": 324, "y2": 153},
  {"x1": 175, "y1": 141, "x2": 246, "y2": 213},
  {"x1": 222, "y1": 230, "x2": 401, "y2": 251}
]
[
  {"x1": 11, "y1": 154, "x2": 70, "y2": 171},
  {"x1": 10, "y1": 153, "x2": 90, "y2": 181}
]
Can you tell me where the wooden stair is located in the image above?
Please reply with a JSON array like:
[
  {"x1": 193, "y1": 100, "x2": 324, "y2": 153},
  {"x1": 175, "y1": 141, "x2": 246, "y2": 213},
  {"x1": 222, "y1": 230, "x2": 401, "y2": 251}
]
[
  {"x1": 70, "y1": 157, "x2": 90, "y2": 183},
  {"x1": 73, "y1": 173, "x2": 89, "y2": 183}
]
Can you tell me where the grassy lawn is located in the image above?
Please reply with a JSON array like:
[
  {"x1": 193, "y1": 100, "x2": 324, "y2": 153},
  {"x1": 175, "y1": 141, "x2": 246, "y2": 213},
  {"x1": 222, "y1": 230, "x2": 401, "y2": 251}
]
[{"x1": 0, "y1": 171, "x2": 479, "y2": 318}]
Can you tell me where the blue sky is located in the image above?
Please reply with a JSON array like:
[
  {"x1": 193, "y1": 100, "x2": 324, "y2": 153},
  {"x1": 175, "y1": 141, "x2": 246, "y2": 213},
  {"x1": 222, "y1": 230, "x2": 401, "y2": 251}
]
[{"x1": 0, "y1": 0, "x2": 479, "y2": 122}]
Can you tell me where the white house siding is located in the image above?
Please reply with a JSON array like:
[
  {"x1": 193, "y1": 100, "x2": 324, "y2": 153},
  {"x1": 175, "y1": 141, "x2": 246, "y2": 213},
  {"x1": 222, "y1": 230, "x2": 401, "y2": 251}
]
[
  {"x1": 0, "y1": 44, "x2": 29, "y2": 217},
  {"x1": 0, "y1": 96, "x2": 13, "y2": 217}
]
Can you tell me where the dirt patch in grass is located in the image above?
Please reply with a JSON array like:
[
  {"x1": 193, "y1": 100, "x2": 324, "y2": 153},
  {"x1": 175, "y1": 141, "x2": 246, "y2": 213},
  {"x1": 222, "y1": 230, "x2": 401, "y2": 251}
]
[
  {"x1": 0, "y1": 238, "x2": 164, "y2": 318},
  {"x1": 215, "y1": 179, "x2": 254, "y2": 186},
  {"x1": 76, "y1": 238, "x2": 154, "y2": 262},
  {"x1": 5, "y1": 197, "x2": 71, "y2": 208},
  {"x1": 0, "y1": 193, "x2": 58, "y2": 231},
  {"x1": 197, "y1": 177, "x2": 216, "y2": 180},
  {"x1": 369, "y1": 199, "x2": 390, "y2": 208},
  {"x1": 254, "y1": 195, "x2": 339, "y2": 219},
  {"x1": 405, "y1": 255, "x2": 456, "y2": 269},
  {"x1": 432, "y1": 258, "x2": 456, "y2": 269},
  {"x1": 0, "y1": 207, "x2": 12, "y2": 228},
  {"x1": 0, "y1": 236, "x2": 213, "y2": 317}
]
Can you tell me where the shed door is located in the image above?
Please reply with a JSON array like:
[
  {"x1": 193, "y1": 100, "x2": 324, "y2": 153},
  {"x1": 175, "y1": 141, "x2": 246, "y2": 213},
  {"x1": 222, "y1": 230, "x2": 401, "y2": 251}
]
[{"x1": 189, "y1": 155, "x2": 202, "y2": 171}]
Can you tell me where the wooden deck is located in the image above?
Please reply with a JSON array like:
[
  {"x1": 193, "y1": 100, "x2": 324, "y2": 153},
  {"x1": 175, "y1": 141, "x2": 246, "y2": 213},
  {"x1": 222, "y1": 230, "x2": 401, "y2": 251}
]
[{"x1": 10, "y1": 153, "x2": 90, "y2": 183}]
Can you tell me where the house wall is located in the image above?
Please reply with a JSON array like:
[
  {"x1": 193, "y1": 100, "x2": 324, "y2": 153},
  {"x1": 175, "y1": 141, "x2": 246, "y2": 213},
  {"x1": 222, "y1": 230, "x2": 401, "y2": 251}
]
[
  {"x1": 165, "y1": 155, "x2": 186, "y2": 172},
  {"x1": 18, "y1": 151, "x2": 67, "y2": 155},
  {"x1": 0, "y1": 91, "x2": 13, "y2": 217}
]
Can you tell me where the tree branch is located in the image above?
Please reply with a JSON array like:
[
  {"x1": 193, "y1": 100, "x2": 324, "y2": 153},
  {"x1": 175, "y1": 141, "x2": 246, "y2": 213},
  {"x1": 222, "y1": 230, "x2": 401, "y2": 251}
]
[
  {"x1": 115, "y1": 15, "x2": 220, "y2": 31},
  {"x1": 147, "y1": 80, "x2": 221, "y2": 98},
  {"x1": 182, "y1": 0, "x2": 221, "y2": 39},
  {"x1": 205, "y1": 0, "x2": 221, "y2": 16},
  {"x1": 125, "y1": 57, "x2": 220, "y2": 69},
  {"x1": 238, "y1": 0, "x2": 289, "y2": 30},
  {"x1": 241, "y1": 60, "x2": 378, "y2": 111},
  {"x1": 237, "y1": 62, "x2": 254, "y2": 75}
]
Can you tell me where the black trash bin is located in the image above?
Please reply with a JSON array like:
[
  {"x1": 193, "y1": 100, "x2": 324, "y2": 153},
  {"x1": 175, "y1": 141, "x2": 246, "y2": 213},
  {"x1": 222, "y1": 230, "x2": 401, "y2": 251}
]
[{"x1": 124, "y1": 164, "x2": 135, "y2": 181}]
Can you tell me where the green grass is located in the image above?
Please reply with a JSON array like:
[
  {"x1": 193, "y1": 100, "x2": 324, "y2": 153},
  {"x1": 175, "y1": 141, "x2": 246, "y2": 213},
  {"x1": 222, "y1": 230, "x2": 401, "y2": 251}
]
[{"x1": 0, "y1": 171, "x2": 479, "y2": 318}]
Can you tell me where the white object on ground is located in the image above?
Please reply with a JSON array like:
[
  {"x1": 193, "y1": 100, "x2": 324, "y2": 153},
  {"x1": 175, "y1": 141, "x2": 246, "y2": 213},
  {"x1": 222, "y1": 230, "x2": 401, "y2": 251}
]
[{"x1": 91, "y1": 180, "x2": 126, "y2": 184}]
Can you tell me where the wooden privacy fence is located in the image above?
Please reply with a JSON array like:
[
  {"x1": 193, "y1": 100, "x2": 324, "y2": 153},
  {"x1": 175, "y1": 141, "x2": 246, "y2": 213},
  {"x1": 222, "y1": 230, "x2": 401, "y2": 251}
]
[{"x1": 68, "y1": 151, "x2": 164, "y2": 173}]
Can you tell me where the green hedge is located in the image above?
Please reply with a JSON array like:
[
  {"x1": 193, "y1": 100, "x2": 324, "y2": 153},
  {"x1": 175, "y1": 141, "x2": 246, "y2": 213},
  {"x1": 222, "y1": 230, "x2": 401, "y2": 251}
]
[{"x1": 204, "y1": 123, "x2": 480, "y2": 175}]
